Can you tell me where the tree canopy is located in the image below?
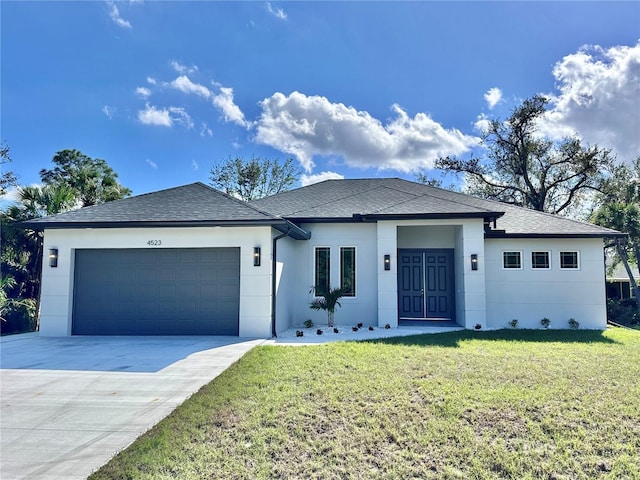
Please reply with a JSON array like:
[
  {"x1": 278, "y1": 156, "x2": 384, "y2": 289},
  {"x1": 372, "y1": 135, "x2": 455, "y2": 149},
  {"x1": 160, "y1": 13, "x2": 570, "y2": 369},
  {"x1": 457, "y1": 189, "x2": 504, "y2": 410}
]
[
  {"x1": 209, "y1": 156, "x2": 300, "y2": 201},
  {"x1": 1, "y1": 142, "x2": 18, "y2": 196},
  {"x1": 436, "y1": 95, "x2": 615, "y2": 216},
  {"x1": 591, "y1": 158, "x2": 640, "y2": 301},
  {"x1": 2, "y1": 149, "x2": 130, "y2": 334},
  {"x1": 40, "y1": 149, "x2": 131, "y2": 207}
]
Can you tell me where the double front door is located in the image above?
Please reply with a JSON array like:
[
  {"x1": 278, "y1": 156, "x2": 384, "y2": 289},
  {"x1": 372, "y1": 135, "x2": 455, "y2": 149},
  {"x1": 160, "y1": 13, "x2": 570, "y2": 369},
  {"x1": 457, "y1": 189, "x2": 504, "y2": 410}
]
[{"x1": 398, "y1": 249, "x2": 455, "y2": 321}]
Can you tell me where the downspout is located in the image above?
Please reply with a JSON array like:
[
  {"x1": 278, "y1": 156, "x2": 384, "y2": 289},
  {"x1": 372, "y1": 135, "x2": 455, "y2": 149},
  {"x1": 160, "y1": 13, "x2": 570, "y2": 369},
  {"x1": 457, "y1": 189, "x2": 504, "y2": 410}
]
[{"x1": 271, "y1": 228, "x2": 290, "y2": 338}]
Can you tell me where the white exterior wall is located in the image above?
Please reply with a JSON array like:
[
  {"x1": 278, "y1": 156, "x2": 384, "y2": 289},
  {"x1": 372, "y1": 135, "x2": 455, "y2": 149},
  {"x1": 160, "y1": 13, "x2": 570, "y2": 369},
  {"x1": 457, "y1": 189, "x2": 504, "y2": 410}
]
[
  {"x1": 377, "y1": 218, "x2": 487, "y2": 329},
  {"x1": 485, "y1": 238, "x2": 607, "y2": 329},
  {"x1": 40, "y1": 226, "x2": 274, "y2": 337},
  {"x1": 287, "y1": 223, "x2": 379, "y2": 328},
  {"x1": 273, "y1": 235, "x2": 298, "y2": 333}
]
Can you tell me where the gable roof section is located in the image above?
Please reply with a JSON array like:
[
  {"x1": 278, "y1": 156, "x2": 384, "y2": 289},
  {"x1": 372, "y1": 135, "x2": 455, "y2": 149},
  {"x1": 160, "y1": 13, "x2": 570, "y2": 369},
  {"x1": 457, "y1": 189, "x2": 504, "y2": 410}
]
[
  {"x1": 22, "y1": 183, "x2": 310, "y2": 239},
  {"x1": 251, "y1": 178, "x2": 622, "y2": 238},
  {"x1": 491, "y1": 202, "x2": 622, "y2": 238},
  {"x1": 251, "y1": 178, "x2": 504, "y2": 220}
]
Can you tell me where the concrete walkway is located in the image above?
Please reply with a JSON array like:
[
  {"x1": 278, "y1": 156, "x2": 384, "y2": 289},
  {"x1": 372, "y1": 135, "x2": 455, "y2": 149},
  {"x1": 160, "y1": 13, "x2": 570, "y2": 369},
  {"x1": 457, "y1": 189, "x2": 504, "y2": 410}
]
[{"x1": 0, "y1": 334, "x2": 264, "y2": 480}]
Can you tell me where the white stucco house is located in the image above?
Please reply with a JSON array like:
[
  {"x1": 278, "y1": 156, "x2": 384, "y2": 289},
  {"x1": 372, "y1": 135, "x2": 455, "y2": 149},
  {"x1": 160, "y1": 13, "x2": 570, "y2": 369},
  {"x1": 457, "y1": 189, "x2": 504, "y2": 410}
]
[{"x1": 25, "y1": 178, "x2": 623, "y2": 337}]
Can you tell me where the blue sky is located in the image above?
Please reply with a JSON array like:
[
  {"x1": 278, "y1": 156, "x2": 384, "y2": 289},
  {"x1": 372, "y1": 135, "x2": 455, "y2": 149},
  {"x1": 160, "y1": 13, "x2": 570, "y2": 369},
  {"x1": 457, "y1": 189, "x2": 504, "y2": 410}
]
[{"x1": 2, "y1": 1, "x2": 639, "y2": 198}]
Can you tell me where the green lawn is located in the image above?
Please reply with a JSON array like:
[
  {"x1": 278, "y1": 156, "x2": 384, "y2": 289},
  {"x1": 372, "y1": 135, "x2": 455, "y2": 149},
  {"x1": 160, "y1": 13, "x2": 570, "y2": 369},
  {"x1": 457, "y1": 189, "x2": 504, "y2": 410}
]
[{"x1": 90, "y1": 329, "x2": 640, "y2": 480}]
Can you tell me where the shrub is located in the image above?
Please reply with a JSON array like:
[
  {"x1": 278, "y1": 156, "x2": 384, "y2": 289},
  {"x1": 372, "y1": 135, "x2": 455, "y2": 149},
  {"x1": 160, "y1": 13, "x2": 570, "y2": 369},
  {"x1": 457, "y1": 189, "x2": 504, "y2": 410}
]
[
  {"x1": 541, "y1": 318, "x2": 551, "y2": 329},
  {"x1": 508, "y1": 319, "x2": 519, "y2": 329},
  {"x1": 568, "y1": 318, "x2": 580, "y2": 329},
  {"x1": 303, "y1": 319, "x2": 313, "y2": 328},
  {"x1": 607, "y1": 299, "x2": 639, "y2": 327}
]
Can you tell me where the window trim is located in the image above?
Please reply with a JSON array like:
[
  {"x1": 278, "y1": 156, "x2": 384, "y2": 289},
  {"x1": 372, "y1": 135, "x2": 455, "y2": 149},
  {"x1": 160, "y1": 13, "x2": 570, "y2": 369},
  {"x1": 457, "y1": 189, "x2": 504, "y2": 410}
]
[
  {"x1": 502, "y1": 250, "x2": 523, "y2": 270},
  {"x1": 559, "y1": 251, "x2": 580, "y2": 270},
  {"x1": 339, "y1": 246, "x2": 357, "y2": 298},
  {"x1": 531, "y1": 250, "x2": 551, "y2": 270},
  {"x1": 313, "y1": 246, "x2": 331, "y2": 296}
]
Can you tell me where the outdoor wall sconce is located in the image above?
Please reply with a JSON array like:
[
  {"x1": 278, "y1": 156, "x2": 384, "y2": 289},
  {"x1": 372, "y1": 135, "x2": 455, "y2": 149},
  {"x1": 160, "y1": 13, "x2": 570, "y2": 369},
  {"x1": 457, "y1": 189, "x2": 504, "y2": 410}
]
[
  {"x1": 253, "y1": 247, "x2": 261, "y2": 267},
  {"x1": 49, "y1": 248, "x2": 59, "y2": 268},
  {"x1": 384, "y1": 254, "x2": 391, "y2": 271},
  {"x1": 471, "y1": 254, "x2": 478, "y2": 271}
]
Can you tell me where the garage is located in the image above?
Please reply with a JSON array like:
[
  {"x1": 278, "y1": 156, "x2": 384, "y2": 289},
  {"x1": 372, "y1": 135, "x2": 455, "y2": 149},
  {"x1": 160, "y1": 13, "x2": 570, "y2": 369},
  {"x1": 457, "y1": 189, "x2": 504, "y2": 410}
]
[{"x1": 72, "y1": 247, "x2": 240, "y2": 335}]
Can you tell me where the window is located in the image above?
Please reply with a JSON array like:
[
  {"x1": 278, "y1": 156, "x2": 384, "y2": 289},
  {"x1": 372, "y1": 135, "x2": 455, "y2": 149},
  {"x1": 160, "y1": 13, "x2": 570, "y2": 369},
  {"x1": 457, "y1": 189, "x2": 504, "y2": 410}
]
[
  {"x1": 314, "y1": 247, "x2": 330, "y2": 295},
  {"x1": 503, "y1": 251, "x2": 522, "y2": 269},
  {"x1": 340, "y1": 247, "x2": 356, "y2": 297},
  {"x1": 531, "y1": 251, "x2": 550, "y2": 269},
  {"x1": 560, "y1": 251, "x2": 579, "y2": 269}
]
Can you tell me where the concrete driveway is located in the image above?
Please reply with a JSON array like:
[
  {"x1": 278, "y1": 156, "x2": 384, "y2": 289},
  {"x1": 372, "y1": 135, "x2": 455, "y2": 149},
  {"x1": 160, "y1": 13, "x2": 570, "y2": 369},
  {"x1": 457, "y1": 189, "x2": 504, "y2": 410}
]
[{"x1": 0, "y1": 334, "x2": 264, "y2": 480}]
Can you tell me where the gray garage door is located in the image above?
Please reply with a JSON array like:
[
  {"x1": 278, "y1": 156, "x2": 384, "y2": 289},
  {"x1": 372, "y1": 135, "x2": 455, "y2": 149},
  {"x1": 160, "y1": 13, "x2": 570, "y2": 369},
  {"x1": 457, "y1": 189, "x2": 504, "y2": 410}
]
[{"x1": 72, "y1": 248, "x2": 240, "y2": 335}]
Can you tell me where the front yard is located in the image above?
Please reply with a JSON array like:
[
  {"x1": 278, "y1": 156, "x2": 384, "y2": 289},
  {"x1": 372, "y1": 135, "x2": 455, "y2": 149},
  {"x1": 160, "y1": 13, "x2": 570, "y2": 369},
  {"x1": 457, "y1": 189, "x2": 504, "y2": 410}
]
[{"x1": 90, "y1": 328, "x2": 640, "y2": 479}]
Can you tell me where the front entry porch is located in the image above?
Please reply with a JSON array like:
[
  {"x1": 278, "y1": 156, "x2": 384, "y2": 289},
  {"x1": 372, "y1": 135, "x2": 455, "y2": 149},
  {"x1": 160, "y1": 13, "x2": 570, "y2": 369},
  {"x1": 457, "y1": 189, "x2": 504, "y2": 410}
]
[{"x1": 398, "y1": 248, "x2": 456, "y2": 323}]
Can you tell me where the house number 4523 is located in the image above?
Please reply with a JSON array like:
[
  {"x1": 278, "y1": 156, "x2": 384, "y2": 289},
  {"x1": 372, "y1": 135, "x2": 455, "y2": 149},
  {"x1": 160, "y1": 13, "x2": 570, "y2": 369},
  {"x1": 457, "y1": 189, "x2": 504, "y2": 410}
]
[{"x1": 147, "y1": 240, "x2": 162, "y2": 246}]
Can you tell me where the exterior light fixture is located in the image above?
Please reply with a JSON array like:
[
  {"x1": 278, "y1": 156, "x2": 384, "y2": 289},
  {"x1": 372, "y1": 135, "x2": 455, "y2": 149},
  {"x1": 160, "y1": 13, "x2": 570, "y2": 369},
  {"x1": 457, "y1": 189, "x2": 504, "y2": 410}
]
[
  {"x1": 384, "y1": 254, "x2": 391, "y2": 271},
  {"x1": 49, "y1": 248, "x2": 59, "y2": 268},
  {"x1": 253, "y1": 247, "x2": 261, "y2": 267},
  {"x1": 471, "y1": 254, "x2": 478, "y2": 271}
]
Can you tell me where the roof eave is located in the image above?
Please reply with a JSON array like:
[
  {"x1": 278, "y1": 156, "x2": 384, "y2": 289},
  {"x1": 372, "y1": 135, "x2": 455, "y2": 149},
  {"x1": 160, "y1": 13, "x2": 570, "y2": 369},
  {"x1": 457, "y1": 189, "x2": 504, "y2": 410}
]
[
  {"x1": 485, "y1": 232, "x2": 626, "y2": 239},
  {"x1": 22, "y1": 219, "x2": 301, "y2": 232},
  {"x1": 286, "y1": 211, "x2": 505, "y2": 223}
]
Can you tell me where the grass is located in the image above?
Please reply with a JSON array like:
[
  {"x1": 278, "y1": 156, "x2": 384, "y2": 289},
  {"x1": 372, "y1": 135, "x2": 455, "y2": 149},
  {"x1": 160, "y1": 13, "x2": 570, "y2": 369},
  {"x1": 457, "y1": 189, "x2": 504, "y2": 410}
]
[{"x1": 90, "y1": 328, "x2": 640, "y2": 480}]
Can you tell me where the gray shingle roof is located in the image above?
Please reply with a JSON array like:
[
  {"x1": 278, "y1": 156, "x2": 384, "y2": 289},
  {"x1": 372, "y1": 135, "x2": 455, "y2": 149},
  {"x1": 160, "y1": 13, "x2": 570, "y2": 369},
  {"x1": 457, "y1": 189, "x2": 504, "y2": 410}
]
[
  {"x1": 251, "y1": 178, "x2": 502, "y2": 218},
  {"x1": 492, "y1": 202, "x2": 622, "y2": 237},
  {"x1": 25, "y1": 179, "x2": 622, "y2": 239},
  {"x1": 251, "y1": 178, "x2": 622, "y2": 238},
  {"x1": 23, "y1": 183, "x2": 310, "y2": 239}
]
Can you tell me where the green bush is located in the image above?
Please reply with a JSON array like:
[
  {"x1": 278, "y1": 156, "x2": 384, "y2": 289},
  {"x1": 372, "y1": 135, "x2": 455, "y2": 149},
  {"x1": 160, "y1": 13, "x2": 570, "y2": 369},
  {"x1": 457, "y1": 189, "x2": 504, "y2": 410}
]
[
  {"x1": 607, "y1": 299, "x2": 639, "y2": 327},
  {"x1": 0, "y1": 299, "x2": 37, "y2": 335}
]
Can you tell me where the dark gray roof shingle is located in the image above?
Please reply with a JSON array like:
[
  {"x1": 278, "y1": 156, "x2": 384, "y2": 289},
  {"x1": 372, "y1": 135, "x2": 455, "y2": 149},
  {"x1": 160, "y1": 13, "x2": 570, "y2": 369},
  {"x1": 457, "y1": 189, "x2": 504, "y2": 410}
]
[
  {"x1": 25, "y1": 178, "x2": 622, "y2": 239},
  {"x1": 25, "y1": 182, "x2": 282, "y2": 226},
  {"x1": 251, "y1": 178, "x2": 501, "y2": 218},
  {"x1": 251, "y1": 178, "x2": 622, "y2": 238}
]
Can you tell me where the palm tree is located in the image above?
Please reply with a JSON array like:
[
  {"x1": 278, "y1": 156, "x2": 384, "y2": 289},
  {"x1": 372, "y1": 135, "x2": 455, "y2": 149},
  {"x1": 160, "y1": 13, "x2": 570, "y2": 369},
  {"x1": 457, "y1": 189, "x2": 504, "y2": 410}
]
[{"x1": 309, "y1": 286, "x2": 349, "y2": 327}]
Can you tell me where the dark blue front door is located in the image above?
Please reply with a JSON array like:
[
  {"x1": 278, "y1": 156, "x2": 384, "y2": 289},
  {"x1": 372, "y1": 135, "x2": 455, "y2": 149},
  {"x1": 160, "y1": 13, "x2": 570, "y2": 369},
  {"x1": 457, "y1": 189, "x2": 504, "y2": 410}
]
[{"x1": 398, "y1": 249, "x2": 455, "y2": 321}]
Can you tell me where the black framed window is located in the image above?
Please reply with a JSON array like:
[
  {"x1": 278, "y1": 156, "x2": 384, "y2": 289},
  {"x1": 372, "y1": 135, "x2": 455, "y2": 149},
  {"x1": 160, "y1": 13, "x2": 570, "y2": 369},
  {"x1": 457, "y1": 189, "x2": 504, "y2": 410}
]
[
  {"x1": 503, "y1": 251, "x2": 522, "y2": 269},
  {"x1": 314, "y1": 247, "x2": 330, "y2": 295},
  {"x1": 340, "y1": 247, "x2": 356, "y2": 297},
  {"x1": 560, "y1": 251, "x2": 579, "y2": 269},
  {"x1": 531, "y1": 251, "x2": 550, "y2": 269}
]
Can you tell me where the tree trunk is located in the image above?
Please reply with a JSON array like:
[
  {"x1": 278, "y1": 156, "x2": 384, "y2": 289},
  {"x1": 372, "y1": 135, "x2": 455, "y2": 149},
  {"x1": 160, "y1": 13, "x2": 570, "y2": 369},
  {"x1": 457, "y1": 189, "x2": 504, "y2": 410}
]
[
  {"x1": 328, "y1": 311, "x2": 334, "y2": 328},
  {"x1": 616, "y1": 241, "x2": 640, "y2": 307}
]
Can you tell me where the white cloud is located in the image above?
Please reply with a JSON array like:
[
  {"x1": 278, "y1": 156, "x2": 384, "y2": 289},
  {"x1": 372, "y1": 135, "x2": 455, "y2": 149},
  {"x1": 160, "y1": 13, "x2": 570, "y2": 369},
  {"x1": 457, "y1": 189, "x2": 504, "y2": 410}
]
[
  {"x1": 168, "y1": 106, "x2": 194, "y2": 129},
  {"x1": 171, "y1": 75, "x2": 211, "y2": 98},
  {"x1": 135, "y1": 86, "x2": 151, "y2": 98},
  {"x1": 212, "y1": 87, "x2": 250, "y2": 127},
  {"x1": 254, "y1": 92, "x2": 479, "y2": 173},
  {"x1": 266, "y1": 2, "x2": 287, "y2": 20},
  {"x1": 191, "y1": 159, "x2": 199, "y2": 171},
  {"x1": 170, "y1": 60, "x2": 198, "y2": 74},
  {"x1": 300, "y1": 171, "x2": 345, "y2": 186},
  {"x1": 484, "y1": 87, "x2": 502, "y2": 110},
  {"x1": 542, "y1": 41, "x2": 640, "y2": 163},
  {"x1": 138, "y1": 103, "x2": 172, "y2": 126},
  {"x1": 473, "y1": 113, "x2": 491, "y2": 134},
  {"x1": 200, "y1": 122, "x2": 213, "y2": 137},
  {"x1": 147, "y1": 76, "x2": 158, "y2": 86},
  {"x1": 145, "y1": 158, "x2": 158, "y2": 169},
  {"x1": 102, "y1": 105, "x2": 115, "y2": 119},
  {"x1": 107, "y1": 1, "x2": 132, "y2": 29},
  {"x1": 137, "y1": 103, "x2": 193, "y2": 129}
]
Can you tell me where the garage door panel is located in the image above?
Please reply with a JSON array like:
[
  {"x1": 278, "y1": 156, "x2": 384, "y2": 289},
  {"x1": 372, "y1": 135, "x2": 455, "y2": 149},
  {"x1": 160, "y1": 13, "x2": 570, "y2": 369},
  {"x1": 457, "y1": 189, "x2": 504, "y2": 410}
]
[{"x1": 73, "y1": 248, "x2": 240, "y2": 335}]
